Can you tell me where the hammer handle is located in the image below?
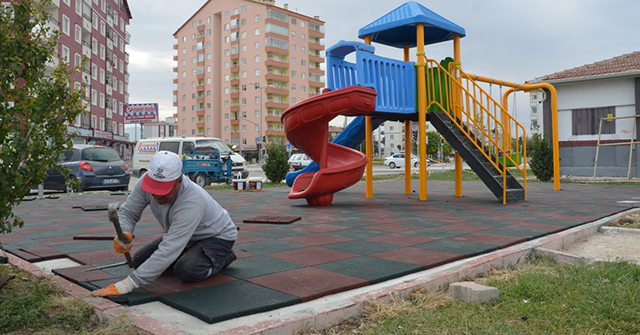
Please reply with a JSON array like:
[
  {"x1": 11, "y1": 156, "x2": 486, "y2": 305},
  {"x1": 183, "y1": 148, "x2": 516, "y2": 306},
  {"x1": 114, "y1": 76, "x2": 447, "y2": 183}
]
[{"x1": 108, "y1": 203, "x2": 134, "y2": 268}]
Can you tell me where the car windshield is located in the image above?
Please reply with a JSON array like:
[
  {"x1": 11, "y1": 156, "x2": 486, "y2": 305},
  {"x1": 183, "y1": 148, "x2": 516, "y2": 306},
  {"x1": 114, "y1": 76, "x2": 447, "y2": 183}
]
[
  {"x1": 196, "y1": 139, "x2": 232, "y2": 154},
  {"x1": 81, "y1": 148, "x2": 121, "y2": 162}
]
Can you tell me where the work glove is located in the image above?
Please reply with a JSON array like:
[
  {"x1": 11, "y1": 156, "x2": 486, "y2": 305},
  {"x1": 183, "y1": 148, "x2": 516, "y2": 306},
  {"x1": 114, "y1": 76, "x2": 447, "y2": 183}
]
[
  {"x1": 113, "y1": 232, "x2": 133, "y2": 254},
  {"x1": 91, "y1": 276, "x2": 139, "y2": 297}
]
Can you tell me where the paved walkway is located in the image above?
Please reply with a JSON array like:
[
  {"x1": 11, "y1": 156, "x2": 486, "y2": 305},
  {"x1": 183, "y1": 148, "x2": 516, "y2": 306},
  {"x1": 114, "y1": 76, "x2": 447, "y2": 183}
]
[{"x1": 3, "y1": 179, "x2": 638, "y2": 327}]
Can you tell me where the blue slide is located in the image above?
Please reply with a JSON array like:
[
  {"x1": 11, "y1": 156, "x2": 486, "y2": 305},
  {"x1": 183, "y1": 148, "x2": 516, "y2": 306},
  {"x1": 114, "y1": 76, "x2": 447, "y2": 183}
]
[{"x1": 286, "y1": 116, "x2": 385, "y2": 186}]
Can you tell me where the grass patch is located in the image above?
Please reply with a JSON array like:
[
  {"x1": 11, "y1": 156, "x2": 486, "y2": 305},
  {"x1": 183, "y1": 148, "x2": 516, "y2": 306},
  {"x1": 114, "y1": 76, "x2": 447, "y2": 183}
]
[
  {"x1": 299, "y1": 255, "x2": 640, "y2": 334},
  {"x1": 610, "y1": 212, "x2": 640, "y2": 229},
  {"x1": 0, "y1": 264, "x2": 144, "y2": 334}
]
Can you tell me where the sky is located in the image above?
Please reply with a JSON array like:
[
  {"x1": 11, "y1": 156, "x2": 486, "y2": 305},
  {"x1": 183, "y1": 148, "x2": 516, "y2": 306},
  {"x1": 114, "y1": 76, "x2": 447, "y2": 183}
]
[{"x1": 123, "y1": 0, "x2": 640, "y2": 138}]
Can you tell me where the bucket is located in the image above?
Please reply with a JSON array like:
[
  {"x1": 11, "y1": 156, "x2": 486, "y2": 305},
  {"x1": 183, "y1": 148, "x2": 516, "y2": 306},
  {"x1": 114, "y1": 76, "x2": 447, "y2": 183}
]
[
  {"x1": 232, "y1": 179, "x2": 247, "y2": 192},
  {"x1": 247, "y1": 177, "x2": 263, "y2": 192}
]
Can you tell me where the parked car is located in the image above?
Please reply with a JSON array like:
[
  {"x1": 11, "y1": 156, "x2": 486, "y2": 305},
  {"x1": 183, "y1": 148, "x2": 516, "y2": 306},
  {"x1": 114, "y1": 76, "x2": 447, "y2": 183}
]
[
  {"x1": 43, "y1": 145, "x2": 130, "y2": 193},
  {"x1": 383, "y1": 153, "x2": 422, "y2": 169},
  {"x1": 288, "y1": 153, "x2": 313, "y2": 170}
]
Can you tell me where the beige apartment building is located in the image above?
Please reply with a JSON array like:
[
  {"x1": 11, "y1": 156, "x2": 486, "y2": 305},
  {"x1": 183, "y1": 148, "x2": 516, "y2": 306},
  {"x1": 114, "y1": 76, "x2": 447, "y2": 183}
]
[{"x1": 172, "y1": 0, "x2": 325, "y2": 159}]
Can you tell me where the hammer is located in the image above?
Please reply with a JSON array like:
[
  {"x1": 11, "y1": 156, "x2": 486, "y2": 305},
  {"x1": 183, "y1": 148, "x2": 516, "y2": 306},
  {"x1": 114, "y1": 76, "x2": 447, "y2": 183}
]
[{"x1": 108, "y1": 202, "x2": 134, "y2": 268}]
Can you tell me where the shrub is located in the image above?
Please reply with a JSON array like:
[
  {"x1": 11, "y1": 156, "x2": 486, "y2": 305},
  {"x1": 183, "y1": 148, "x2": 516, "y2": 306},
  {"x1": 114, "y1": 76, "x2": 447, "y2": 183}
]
[
  {"x1": 262, "y1": 144, "x2": 289, "y2": 183},
  {"x1": 530, "y1": 133, "x2": 554, "y2": 182}
]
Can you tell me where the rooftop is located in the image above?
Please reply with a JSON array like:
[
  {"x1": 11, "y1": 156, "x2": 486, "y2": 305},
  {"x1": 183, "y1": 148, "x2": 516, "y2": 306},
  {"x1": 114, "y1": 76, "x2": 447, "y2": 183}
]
[{"x1": 532, "y1": 51, "x2": 640, "y2": 83}]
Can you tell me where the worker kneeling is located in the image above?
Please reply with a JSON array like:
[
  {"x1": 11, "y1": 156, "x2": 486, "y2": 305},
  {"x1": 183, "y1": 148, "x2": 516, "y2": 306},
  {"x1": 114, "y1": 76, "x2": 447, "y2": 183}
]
[{"x1": 92, "y1": 151, "x2": 237, "y2": 297}]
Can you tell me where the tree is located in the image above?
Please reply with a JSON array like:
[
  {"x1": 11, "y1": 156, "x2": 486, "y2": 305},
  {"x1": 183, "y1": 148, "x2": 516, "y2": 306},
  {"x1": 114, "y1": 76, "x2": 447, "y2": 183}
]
[
  {"x1": 530, "y1": 133, "x2": 554, "y2": 182},
  {"x1": 261, "y1": 144, "x2": 289, "y2": 183},
  {"x1": 1, "y1": 0, "x2": 85, "y2": 234}
]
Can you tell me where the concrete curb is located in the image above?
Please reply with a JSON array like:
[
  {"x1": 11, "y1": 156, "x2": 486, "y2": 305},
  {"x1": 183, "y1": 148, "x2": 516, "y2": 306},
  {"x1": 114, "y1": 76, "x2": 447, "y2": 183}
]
[{"x1": 7, "y1": 208, "x2": 639, "y2": 335}]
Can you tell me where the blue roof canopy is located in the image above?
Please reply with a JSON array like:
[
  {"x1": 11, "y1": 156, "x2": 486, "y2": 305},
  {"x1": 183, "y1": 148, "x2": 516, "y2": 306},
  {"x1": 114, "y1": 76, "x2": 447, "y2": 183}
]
[{"x1": 358, "y1": 1, "x2": 465, "y2": 48}]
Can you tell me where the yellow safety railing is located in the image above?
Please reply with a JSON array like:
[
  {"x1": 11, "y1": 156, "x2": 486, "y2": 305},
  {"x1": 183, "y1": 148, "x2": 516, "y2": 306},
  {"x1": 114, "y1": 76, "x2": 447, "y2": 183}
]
[{"x1": 424, "y1": 59, "x2": 527, "y2": 202}]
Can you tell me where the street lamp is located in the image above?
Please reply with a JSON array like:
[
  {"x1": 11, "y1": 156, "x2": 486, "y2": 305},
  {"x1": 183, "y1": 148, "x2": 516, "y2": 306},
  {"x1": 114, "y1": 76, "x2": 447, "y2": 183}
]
[
  {"x1": 248, "y1": 82, "x2": 272, "y2": 164},
  {"x1": 240, "y1": 116, "x2": 262, "y2": 164}
]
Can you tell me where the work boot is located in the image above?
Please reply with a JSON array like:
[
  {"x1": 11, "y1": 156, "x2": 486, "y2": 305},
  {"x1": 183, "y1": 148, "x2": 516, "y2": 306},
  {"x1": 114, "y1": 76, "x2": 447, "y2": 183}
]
[{"x1": 222, "y1": 250, "x2": 237, "y2": 269}]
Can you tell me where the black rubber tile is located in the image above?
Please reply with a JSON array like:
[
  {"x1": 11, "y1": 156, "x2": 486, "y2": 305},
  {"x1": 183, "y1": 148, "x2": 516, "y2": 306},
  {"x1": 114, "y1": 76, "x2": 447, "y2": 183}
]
[
  {"x1": 220, "y1": 255, "x2": 303, "y2": 279},
  {"x1": 414, "y1": 239, "x2": 499, "y2": 257},
  {"x1": 158, "y1": 281, "x2": 300, "y2": 324},
  {"x1": 235, "y1": 240, "x2": 308, "y2": 255},
  {"x1": 245, "y1": 228, "x2": 310, "y2": 239},
  {"x1": 403, "y1": 228, "x2": 469, "y2": 239},
  {"x1": 322, "y1": 240, "x2": 401, "y2": 256},
  {"x1": 326, "y1": 228, "x2": 388, "y2": 240},
  {"x1": 108, "y1": 288, "x2": 158, "y2": 306},
  {"x1": 481, "y1": 227, "x2": 549, "y2": 240},
  {"x1": 315, "y1": 256, "x2": 423, "y2": 284}
]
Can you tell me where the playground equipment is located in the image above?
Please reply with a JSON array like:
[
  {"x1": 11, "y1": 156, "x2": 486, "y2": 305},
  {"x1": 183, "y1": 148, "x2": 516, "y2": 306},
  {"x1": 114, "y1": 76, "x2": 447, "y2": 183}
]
[{"x1": 282, "y1": 1, "x2": 560, "y2": 206}]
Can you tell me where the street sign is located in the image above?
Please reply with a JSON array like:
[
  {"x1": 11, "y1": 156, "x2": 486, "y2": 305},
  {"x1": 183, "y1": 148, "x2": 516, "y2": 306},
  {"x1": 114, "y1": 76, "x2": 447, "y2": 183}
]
[
  {"x1": 124, "y1": 103, "x2": 159, "y2": 124},
  {"x1": 286, "y1": 142, "x2": 292, "y2": 152}
]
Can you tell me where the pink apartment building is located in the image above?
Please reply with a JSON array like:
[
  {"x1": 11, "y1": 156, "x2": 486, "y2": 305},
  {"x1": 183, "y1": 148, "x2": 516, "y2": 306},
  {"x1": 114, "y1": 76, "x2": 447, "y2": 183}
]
[
  {"x1": 14, "y1": 0, "x2": 134, "y2": 157},
  {"x1": 172, "y1": 0, "x2": 325, "y2": 159}
]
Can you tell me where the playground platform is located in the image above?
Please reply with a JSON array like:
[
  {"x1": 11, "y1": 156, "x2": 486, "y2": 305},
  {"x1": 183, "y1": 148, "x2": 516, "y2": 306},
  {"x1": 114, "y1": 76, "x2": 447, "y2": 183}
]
[{"x1": 4, "y1": 179, "x2": 638, "y2": 333}]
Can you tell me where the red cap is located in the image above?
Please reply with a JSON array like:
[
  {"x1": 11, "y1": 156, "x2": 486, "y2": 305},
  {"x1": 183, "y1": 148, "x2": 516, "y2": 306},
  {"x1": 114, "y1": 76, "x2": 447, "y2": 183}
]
[{"x1": 142, "y1": 151, "x2": 182, "y2": 195}]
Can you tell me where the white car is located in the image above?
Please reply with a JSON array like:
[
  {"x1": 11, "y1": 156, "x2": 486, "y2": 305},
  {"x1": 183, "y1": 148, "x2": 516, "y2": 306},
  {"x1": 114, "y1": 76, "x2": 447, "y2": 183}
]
[
  {"x1": 384, "y1": 153, "x2": 419, "y2": 169},
  {"x1": 288, "y1": 153, "x2": 313, "y2": 170}
]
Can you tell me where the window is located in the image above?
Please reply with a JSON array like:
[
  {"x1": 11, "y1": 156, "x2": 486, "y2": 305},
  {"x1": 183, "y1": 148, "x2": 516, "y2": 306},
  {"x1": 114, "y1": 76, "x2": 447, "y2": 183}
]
[
  {"x1": 75, "y1": 0, "x2": 82, "y2": 15},
  {"x1": 224, "y1": 23, "x2": 229, "y2": 30},
  {"x1": 241, "y1": 71, "x2": 247, "y2": 78},
  {"x1": 291, "y1": 57, "x2": 296, "y2": 65},
  {"x1": 91, "y1": 115, "x2": 97, "y2": 129},
  {"x1": 301, "y1": 46, "x2": 305, "y2": 53},
  {"x1": 301, "y1": 59, "x2": 306, "y2": 66},
  {"x1": 301, "y1": 21, "x2": 306, "y2": 28},
  {"x1": 301, "y1": 72, "x2": 306, "y2": 79},
  {"x1": 224, "y1": 87, "x2": 229, "y2": 94},
  {"x1": 100, "y1": 44, "x2": 105, "y2": 60},
  {"x1": 291, "y1": 17, "x2": 296, "y2": 25},
  {"x1": 242, "y1": 5, "x2": 246, "y2": 12},
  {"x1": 291, "y1": 44, "x2": 296, "y2": 51},
  {"x1": 225, "y1": 11, "x2": 229, "y2": 18},
  {"x1": 254, "y1": 69, "x2": 259, "y2": 76},
  {"x1": 63, "y1": 0, "x2": 70, "y2": 5},
  {"x1": 207, "y1": 17, "x2": 211, "y2": 23},
  {"x1": 92, "y1": 38, "x2": 98, "y2": 54},
  {"x1": 74, "y1": 24, "x2": 81, "y2": 43},
  {"x1": 100, "y1": 20, "x2": 106, "y2": 36},
  {"x1": 233, "y1": 8, "x2": 238, "y2": 15},
  {"x1": 225, "y1": 113, "x2": 229, "y2": 119},
  {"x1": 241, "y1": 18, "x2": 246, "y2": 25},
  {"x1": 62, "y1": 15, "x2": 70, "y2": 35},
  {"x1": 119, "y1": 81, "x2": 123, "y2": 94},
  {"x1": 224, "y1": 62, "x2": 229, "y2": 69},
  {"x1": 242, "y1": 125, "x2": 246, "y2": 132},
  {"x1": 291, "y1": 70, "x2": 296, "y2": 78},
  {"x1": 242, "y1": 31, "x2": 246, "y2": 39},
  {"x1": 255, "y1": 96, "x2": 260, "y2": 103},
  {"x1": 301, "y1": 85, "x2": 306, "y2": 92},
  {"x1": 192, "y1": 33, "x2": 196, "y2": 40},
  {"x1": 292, "y1": 97, "x2": 296, "y2": 104},
  {"x1": 101, "y1": 0, "x2": 105, "y2": 12},
  {"x1": 99, "y1": 69, "x2": 105, "y2": 84},
  {"x1": 301, "y1": 34, "x2": 305, "y2": 40},
  {"x1": 207, "y1": 29, "x2": 211, "y2": 35},
  {"x1": 291, "y1": 31, "x2": 296, "y2": 38},
  {"x1": 99, "y1": 93, "x2": 105, "y2": 108},
  {"x1": 242, "y1": 58, "x2": 247, "y2": 65},
  {"x1": 291, "y1": 84, "x2": 296, "y2": 91},
  {"x1": 61, "y1": 46, "x2": 69, "y2": 61},
  {"x1": 74, "y1": 54, "x2": 81, "y2": 68},
  {"x1": 91, "y1": 89, "x2": 97, "y2": 105},
  {"x1": 92, "y1": 14, "x2": 98, "y2": 29},
  {"x1": 254, "y1": 14, "x2": 259, "y2": 22},
  {"x1": 242, "y1": 45, "x2": 247, "y2": 52},
  {"x1": 255, "y1": 110, "x2": 260, "y2": 117},
  {"x1": 572, "y1": 107, "x2": 616, "y2": 135},
  {"x1": 242, "y1": 98, "x2": 246, "y2": 105},
  {"x1": 182, "y1": 48, "x2": 186, "y2": 54},
  {"x1": 254, "y1": 28, "x2": 260, "y2": 36},
  {"x1": 255, "y1": 55, "x2": 260, "y2": 63},
  {"x1": 225, "y1": 126, "x2": 229, "y2": 133},
  {"x1": 91, "y1": 63, "x2": 97, "y2": 80}
]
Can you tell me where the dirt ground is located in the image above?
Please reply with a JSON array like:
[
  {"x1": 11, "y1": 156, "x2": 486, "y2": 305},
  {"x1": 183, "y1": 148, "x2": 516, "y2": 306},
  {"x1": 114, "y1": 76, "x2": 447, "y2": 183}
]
[{"x1": 562, "y1": 229, "x2": 640, "y2": 264}]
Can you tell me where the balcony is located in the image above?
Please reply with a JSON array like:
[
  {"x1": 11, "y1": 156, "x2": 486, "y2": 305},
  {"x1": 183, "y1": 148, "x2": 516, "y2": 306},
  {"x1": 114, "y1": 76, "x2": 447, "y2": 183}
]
[
  {"x1": 309, "y1": 53, "x2": 323, "y2": 63},
  {"x1": 266, "y1": 101, "x2": 289, "y2": 109},
  {"x1": 265, "y1": 86, "x2": 288, "y2": 95},
  {"x1": 106, "y1": 38, "x2": 113, "y2": 50},
  {"x1": 265, "y1": 129, "x2": 285, "y2": 136},
  {"x1": 309, "y1": 40, "x2": 325, "y2": 51},
  {"x1": 44, "y1": 0, "x2": 60, "y2": 8},
  {"x1": 106, "y1": 85, "x2": 112, "y2": 96},
  {"x1": 126, "y1": 32, "x2": 131, "y2": 44},
  {"x1": 230, "y1": 131, "x2": 240, "y2": 138},
  {"x1": 230, "y1": 119, "x2": 239, "y2": 125},
  {"x1": 265, "y1": 57, "x2": 288, "y2": 67},
  {"x1": 173, "y1": 44, "x2": 178, "y2": 50},
  {"x1": 265, "y1": 115, "x2": 280, "y2": 123},
  {"x1": 265, "y1": 72, "x2": 288, "y2": 82}
]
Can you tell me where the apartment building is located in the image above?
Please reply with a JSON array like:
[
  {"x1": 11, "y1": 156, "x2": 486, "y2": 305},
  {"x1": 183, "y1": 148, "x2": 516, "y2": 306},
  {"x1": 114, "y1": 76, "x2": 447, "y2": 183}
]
[
  {"x1": 384, "y1": 121, "x2": 435, "y2": 157},
  {"x1": 34, "y1": 0, "x2": 132, "y2": 157},
  {"x1": 172, "y1": 0, "x2": 325, "y2": 159}
]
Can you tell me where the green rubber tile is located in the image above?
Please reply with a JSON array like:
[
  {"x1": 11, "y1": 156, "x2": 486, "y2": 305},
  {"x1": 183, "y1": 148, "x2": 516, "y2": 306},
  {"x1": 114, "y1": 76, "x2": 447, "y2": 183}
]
[
  {"x1": 526, "y1": 218, "x2": 584, "y2": 227},
  {"x1": 322, "y1": 240, "x2": 401, "y2": 256},
  {"x1": 414, "y1": 239, "x2": 499, "y2": 257},
  {"x1": 100, "y1": 262, "x2": 134, "y2": 278},
  {"x1": 63, "y1": 221, "x2": 111, "y2": 229},
  {"x1": 404, "y1": 228, "x2": 468, "y2": 239},
  {"x1": 21, "y1": 228, "x2": 83, "y2": 240},
  {"x1": 315, "y1": 256, "x2": 423, "y2": 284},
  {"x1": 244, "y1": 228, "x2": 310, "y2": 239},
  {"x1": 18, "y1": 220, "x2": 57, "y2": 227},
  {"x1": 51, "y1": 240, "x2": 113, "y2": 254},
  {"x1": 459, "y1": 219, "x2": 521, "y2": 227},
  {"x1": 158, "y1": 280, "x2": 300, "y2": 324},
  {"x1": 235, "y1": 240, "x2": 308, "y2": 255},
  {"x1": 326, "y1": 229, "x2": 387, "y2": 240},
  {"x1": 482, "y1": 227, "x2": 549, "y2": 240},
  {"x1": 221, "y1": 255, "x2": 303, "y2": 279},
  {"x1": 2, "y1": 240, "x2": 45, "y2": 250}
]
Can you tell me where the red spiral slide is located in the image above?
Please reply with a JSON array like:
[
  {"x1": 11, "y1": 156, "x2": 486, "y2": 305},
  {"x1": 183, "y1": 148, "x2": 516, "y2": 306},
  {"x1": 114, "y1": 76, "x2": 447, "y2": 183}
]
[{"x1": 281, "y1": 86, "x2": 377, "y2": 206}]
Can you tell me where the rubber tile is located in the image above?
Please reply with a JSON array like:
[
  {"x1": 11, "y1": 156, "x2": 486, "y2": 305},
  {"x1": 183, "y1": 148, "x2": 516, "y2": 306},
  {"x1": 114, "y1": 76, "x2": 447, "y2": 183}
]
[
  {"x1": 99, "y1": 262, "x2": 134, "y2": 278},
  {"x1": 244, "y1": 228, "x2": 310, "y2": 239},
  {"x1": 35, "y1": 235, "x2": 84, "y2": 246},
  {"x1": 7, "y1": 249, "x2": 42, "y2": 262},
  {"x1": 220, "y1": 255, "x2": 303, "y2": 279},
  {"x1": 0, "y1": 233, "x2": 28, "y2": 242},
  {"x1": 233, "y1": 224, "x2": 276, "y2": 233},
  {"x1": 52, "y1": 265, "x2": 116, "y2": 285},
  {"x1": 2, "y1": 240, "x2": 45, "y2": 250},
  {"x1": 424, "y1": 216, "x2": 474, "y2": 223},
  {"x1": 235, "y1": 239, "x2": 308, "y2": 255},
  {"x1": 360, "y1": 223, "x2": 424, "y2": 233},
  {"x1": 247, "y1": 267, "x2": 369, "y2": 302},
  {"x1": 21, "y1": 246, "x2": 66, "y2": 261},
  {"x1": 431, "y1": 223, "x2": 495, "y2": 232},
  {"x1": 414, "y1": 239, "x2": 499, "y2": 258},
  {"x1": 481, "y1": 227, "x2": 549, "y2": 240},
  {"x1": 13, "y1": 224, "x2": 69, "y2": 234},
  {"x1": 77, "y1": 225, "x2": 120, "y2": 234},
  {"x1": 459, "y1": 219, "x2": 522, "y2": 227},
  {"x1": 291, "y1": 224, "x2": 350, "y2": 233},
  {"x1": 364, "y1": 233, "x2": 440, "y2": 247},
  {"x1": 369, "y1": 247, "x2": 465, "y2": 269},
  {"x1": 63, "y1": 220, "x2": 112, "y2": 229},
  {"x1": 20, "y1": 228, "x2": 83, "y2": 240},
  {"x1": 243, "y1": 216, "x2": 301, "y2": 224},
  {"x1": 315, "y1": 256, "x2": 424, "y2": 284},
  {"x1": 51, "y1": 240, "x2": 113, "y2": 254},
  {"x1": 322, "y1": 240, "x2": 401, "y2": 256},
  {"x1": 0, "y1": 275, "x2": 15, "y2": 290},
  {"x1": 278, "y1": 233, "x2": 354, "y2": 246},
  {"x1": 326, "y1": 228, "x2": 388, "y2": 240},
  {"x1": 142, "y1": 271, "x2": 237, "y2": 296},
  {"x1": 158, "y1": 280, "x2": 300, "y2": 324},
  {"x1": 108, "y1": 288, "x2": 158, "y2": 306},
  {"x1": 233, "y1": 249, "x2": 255, "y2": 259},
  {"x1": 267, "y1": 247, "x2": 358, "y2": 266},
  {"x1": 403, "y1": 227, "x2": 469, "y2": 239},
  {"x1": 449, "y1": 233, "x2": 527, "y2": 248},
  {"x1": 507, "y1": 222, "x2": 571, "y2": 233},
  {"x1": 526, "y1": 218, "x2": 585, "y2": 227}
]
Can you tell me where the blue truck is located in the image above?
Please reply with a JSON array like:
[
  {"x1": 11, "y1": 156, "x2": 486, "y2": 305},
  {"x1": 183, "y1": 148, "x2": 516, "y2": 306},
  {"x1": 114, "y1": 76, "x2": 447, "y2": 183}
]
[{"x1": 182, "y1": 147, "x2": 233, "y2": 187}]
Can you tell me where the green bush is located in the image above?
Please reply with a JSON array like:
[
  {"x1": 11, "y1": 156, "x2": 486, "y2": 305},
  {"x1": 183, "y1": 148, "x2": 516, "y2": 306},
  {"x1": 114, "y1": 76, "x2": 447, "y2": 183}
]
[
  {"x1": 530, "y1": 133, "x2": 554, "y2": 182},
  {"x1": 262, "y1": 144, "x2": 289, "y2": 183}
]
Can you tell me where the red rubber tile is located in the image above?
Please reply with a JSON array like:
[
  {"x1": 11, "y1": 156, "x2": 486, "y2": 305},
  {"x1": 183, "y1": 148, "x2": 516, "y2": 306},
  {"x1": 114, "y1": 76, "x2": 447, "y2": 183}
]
[
  {"x1": 52, "y1": 217, "x2": 94, "y2": 224},
  {"x1": 449, "y1": 233, "x2": 527, "y2": 248},
  {"x1": 279, "y1": 234, "x2": 354, "y2": 246},
  {"x1": 13, "y1": 224, "x2": 68, "y2": 234},
  {"x1": 508, "y1": 222, "x2": 570, "y2": 233},
  {"x1": 234, "y1": 249, "x2": 255, "y2": 259},
  {"x1": 67, "y1": 249, "x2": 129, "y2": 265},
  {"x1": 143, "y1": 271, "x2": 237, "y2": 296},
  {"x1": 52, "y1": 265, "x2": 116, "y2": 284},
  {"x1": 267, "y1": 247, "x2": 358, "y2": 266},
  {"x1": 0, "y1": 275, "x2": 15, "y2": 290},
  {"x1": 36, "y1": 235, "x2": 84, "y2": 246},
  {"x1": 236, "y1": 234, "x2": 269, "y2": 245},
  {"x1": 364, "y1": 233, "x2": 440, "y2": 247},
  {"x1": 77, "y1": 226, "x2": 116, "y2": 234},
  {"x1": 7, "y1": 249, "x2": 42, "y2": 262},
  {"x1": 303, "y1": 217, "x2": 347, "y2": 224},
  {"x1": 370, "y1": 247, "x2": 465, "y2": 269},
  {"x1": 247, "y1": 268, "x2": 369, "y2": 302},
  {"x1": 0, "y1": 233, "x2": 28, "y2": 242},
  {"x1": 361, "y1": 223, "x2": 423, "y2": 233},
  {"x1": 431, "y1": 223, "x2": 494, "y2": 232},
  {"x1": 21, "y1": 246, "x2": 65, "y2": 261},
  {"x1": 366, "y1": 217, "x2": 413, "y2": 224},
  {"x1": 235, "y1": 224, "x2": 276, "y2": 233},
  {"x1": 291, "y1": 224, "x2": 350, "y2": 233}
]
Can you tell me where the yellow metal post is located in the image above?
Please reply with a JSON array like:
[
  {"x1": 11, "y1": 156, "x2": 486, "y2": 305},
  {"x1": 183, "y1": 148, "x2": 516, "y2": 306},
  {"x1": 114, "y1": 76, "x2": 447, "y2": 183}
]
[
  {"x1": 416, "y1": 24, "x2": 427, "y2": 201},
  {"x1": 404, "y1": 46, "x2": 412, "y2": 194},
  {"x1": 453, "y1": 35, "x2": 462, "y2": 197},
  {"x1": 364, "y1": 35, "x2": 373, "y2": 198}
]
